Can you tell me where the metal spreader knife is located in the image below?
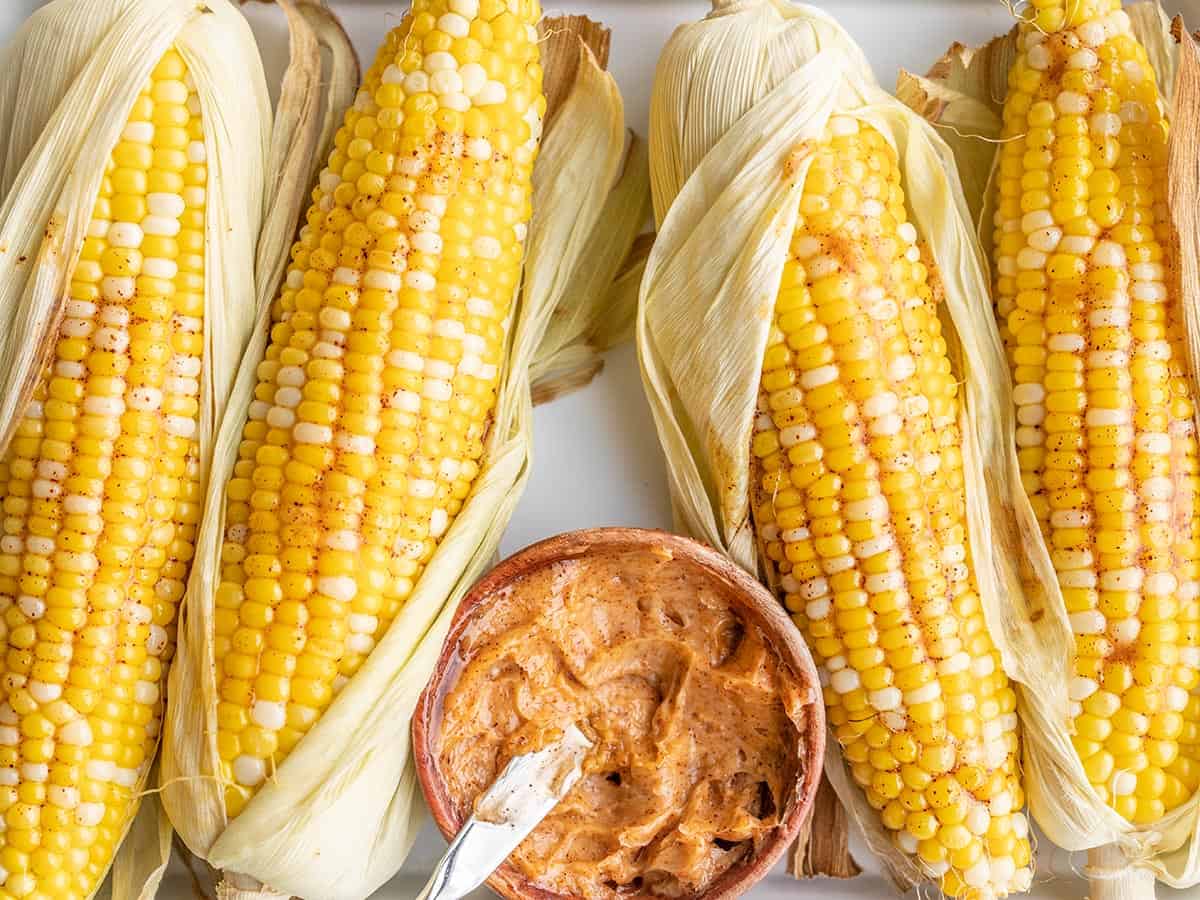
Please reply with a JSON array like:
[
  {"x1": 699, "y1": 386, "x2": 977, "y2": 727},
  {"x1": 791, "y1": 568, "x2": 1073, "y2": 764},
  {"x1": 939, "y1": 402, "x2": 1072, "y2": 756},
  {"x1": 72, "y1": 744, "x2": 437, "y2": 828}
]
[{"x1": 416, "y1": 723, "x2": 593, "y2": 900}]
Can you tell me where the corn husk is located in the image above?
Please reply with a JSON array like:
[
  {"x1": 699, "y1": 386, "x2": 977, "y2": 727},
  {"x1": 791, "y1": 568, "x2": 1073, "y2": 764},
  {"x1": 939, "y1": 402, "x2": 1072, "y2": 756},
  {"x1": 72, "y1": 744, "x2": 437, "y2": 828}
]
[
  {"x1": 160, "y1": 16, "x2": 647, "y2": 900},
  {"x1": 0, "y1": 2, "x2": 267, "y2": 898},
  {"x1": 899, "y1": 6, "x2": 1200, "y2": 897},
  {"x1": 526, "y1": 15, "x2": 652, "y2": 405},
  {"x1": 637, "y1": 0, "x2": 1058, "y2": 890},
  {"x1": 529, "y1": 139, "x2": 651, "y2": 405}
]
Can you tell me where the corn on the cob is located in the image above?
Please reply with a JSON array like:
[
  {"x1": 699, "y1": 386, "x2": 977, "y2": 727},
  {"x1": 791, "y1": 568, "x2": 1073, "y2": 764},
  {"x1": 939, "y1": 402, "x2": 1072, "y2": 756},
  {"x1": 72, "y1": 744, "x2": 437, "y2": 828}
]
[
  {"x1": 993, "y1": 0, "x2": 1200, "y2": 825},
  {"x1": 212, "y1": 0, "x2": 545, "y2": 817},
  {"x1": 0, "y1": 48, "x2": 205, "y2": 900},
  {"x1": 752, "y1": 117, "x2": 1032, "y2": 897}
]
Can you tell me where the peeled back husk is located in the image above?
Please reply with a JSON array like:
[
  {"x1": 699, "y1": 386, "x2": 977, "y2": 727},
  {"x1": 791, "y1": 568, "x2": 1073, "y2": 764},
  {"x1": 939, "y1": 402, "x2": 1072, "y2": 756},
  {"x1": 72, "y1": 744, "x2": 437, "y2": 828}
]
[
  {"x1": 159, "y1": 16, "x2": 648, "y2": 900},
  {"x1": 637, "y1": 0, "x2": 1058, "y2": 889},
  {"x1": 0, "y1": 1, "x2": 273, "y2": 897},
  {"x1": 899, "y1": 4, "x2": 1200, "y2": 894}
]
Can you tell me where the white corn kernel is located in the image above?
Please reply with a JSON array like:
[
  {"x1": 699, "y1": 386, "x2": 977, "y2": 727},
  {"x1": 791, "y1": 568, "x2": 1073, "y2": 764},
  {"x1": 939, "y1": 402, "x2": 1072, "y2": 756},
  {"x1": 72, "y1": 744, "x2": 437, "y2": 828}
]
[
  {"x1": 48, "y1": 785, "x2": 79, "y2": 809},
  {"x1": 431, "y1": 68, "x2": 464, "y2": 96},
  {"x1": 1145, "y1": 572, "x2": 1177, "y2": 596},
  {"x1": 1056, "y1": 91, "x2": 1089, "y2": 114},
  {"x1": 1109, "y1": 619, "x2": 1140, "y2": 645},
  {"x1": 1104, "y1": 566, "x2": 1142, "y2": 595},
  {"x1": 779, "y1": 424, "x2": 816, "y2": 447},
  {"x1": 937, "y1": 653, "x2": 971, "y2": 676},
  {"x1": 347, "y1": 633, "x2": 375, "y2": 655},
  {"x1": 843, "y1": 496, "x2": 887, "y2": 522},
  {"x1": 1021, "y1": 210, "x2": 1054, "y2": 233},
  {"x1": 830, "y1": 669, "x2": 860, "y2": 694},
  {"x1": 1069, "y1": 677, "x2": 1098, "y2": 702},
  {"x1": 20, "y1": 763, "x2": 47, "y2": 783},
  {"x1": 904, "y1": 683, "x2": 941, "y2": 705},
  {"x1": 266, "y1": 407, "x2": 295, "y2": 430},
  {"x1": 1017, "y1": 405, "x2": 1045, "y2": 427},
  {"x1": 1166, "y1": 686, "x2": 1189, "y2": 712},
  {"x1": 75, "y1": 803, "x2": 105, "y2": 827},
  {"x1": 1111, "y1": 771, "x2": 1136, "y2": 796},
  {"x1": 409, "y1": 479, "x2": 436, "y2": 499},
  {"x1": 294, "y1": 422, "x2": 333, "y2": 445},
  {"x1": 147, "y1": 625, "x2": 169, "y2": 657},
  {"x1": 971, "y1": 656, "x2": 995, "y2": 677},
  {"x1": 964, "y1": 861, "x2": 991, "y2": 889},
  {"x1": 60, "y1": 719, "x2": 94, "y2": 747},
  {"x1": 1059, "y1": 235, "x2": 1095, "y2": 255},
  {"x1": 800, "y1": 365, "x2": 838, "y2": 389},
  {"x1": 1058, "y1": 570, "x2": 1097, "y2": 590},
  {"x1": 251, "y1": 701, "x2": 287, "y2": 731},
  {"x1": 869, "y1": 688, "x2": 902, "y2": 711},
  {"x1": 1027, "y1": 43, "x2": 1051, "y2": 70},
  {"x1": 324, "y1": 530, "x2": 361, "y2": 552},
  {"x1": 459, "y1": 62, "x2": 487, "y2": 98},
  {"x1": 317, "y1": 576, "x2": 357, "y2": 603},
  {"x1": 233, "y1": 756, "x2": 266, "y2": 787},
  {"x1": 1047, "y1": 333, "x2": 1085, "y2": 353},
  {"x1": 134, "y1": 681, "x2": 160, "y2": 706},
  {"x1": 804, "y1": 597, "x2": 831, "y2": 620},
  {"x1": 476, "y1": 80, "x2": 508, "y2": 105},
  {"x1": 1028, "y1": 227, "x2": 1062, "y2": 253},
  {"x1": 424, "y1": 51, "x2": 457, "y2": 73}
]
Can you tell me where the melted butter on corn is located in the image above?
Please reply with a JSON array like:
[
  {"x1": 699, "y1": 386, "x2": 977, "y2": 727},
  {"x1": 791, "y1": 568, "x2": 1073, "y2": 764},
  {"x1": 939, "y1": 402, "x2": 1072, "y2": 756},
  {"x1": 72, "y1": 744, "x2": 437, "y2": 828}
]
[
  {"x1": 752, "y1": 116, "x2": 1032, "y2": 898},
  {"x1": 993, "y1": 3, "x2": 1200, "y2": 826},
  {"x1": 212, "y1": 0, "x2": 545, "y2": 817},
  {"x1": 0, "y1": 49, "x2": 204, "y2": 899}
]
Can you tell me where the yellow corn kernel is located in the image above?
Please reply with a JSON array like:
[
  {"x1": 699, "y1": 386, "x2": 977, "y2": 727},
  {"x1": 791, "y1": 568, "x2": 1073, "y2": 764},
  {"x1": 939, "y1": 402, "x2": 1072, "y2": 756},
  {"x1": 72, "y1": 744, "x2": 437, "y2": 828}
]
[
  {"x1": 995, "y1": 0, "x2": 1198, "y2": 826},
  {"x1": 754, "y1": 114, "x2": 1029, "y2": 897},
  {"x1": 213, "y1": 0, "x2": 545, "y2": 820}
]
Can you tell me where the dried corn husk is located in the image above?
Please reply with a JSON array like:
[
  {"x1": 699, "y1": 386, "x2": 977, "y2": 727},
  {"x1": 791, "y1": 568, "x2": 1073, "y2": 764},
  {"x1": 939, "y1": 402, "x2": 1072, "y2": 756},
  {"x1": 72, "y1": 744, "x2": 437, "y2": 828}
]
[
  {"x1": 899, "y1": 5, "x2": 1200, "y2": 897},
  {"x1": 0, "y1": 2, "x2": 263, "y2": 898},
  {"x1": 160, "y1": 16, "x2": 647, "y2": 900},
  {"x1": 530, "y1": 138, "x2": 651, "y2": 405},
  {"x1": 637, "y1": 0, "x2": 1058, "y2": 889},
  {"x1": 524, "y1": 16, "x2": 650, "y2": 404}
]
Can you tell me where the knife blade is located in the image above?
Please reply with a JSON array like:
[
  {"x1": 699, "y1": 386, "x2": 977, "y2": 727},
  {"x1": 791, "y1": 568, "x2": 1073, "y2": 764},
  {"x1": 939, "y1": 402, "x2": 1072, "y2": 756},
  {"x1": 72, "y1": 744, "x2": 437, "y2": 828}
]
[{"x1": 416, "y1": 723, "x2": 593, "y2": 900}]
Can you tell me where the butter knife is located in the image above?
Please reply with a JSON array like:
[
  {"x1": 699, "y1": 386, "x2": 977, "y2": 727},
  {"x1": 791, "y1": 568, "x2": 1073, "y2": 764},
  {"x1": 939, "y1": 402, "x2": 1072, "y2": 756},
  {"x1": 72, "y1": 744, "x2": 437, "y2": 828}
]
[{"x1": 415, "y1": 723, "x2": 593, "y2": 900}]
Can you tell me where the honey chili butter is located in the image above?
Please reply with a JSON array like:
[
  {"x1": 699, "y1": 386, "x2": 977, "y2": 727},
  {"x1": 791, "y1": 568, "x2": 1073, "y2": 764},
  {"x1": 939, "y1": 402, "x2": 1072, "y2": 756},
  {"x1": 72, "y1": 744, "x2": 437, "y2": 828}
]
[{"x1": 414, "y1": 530, "x2": 825, "y2": 900}]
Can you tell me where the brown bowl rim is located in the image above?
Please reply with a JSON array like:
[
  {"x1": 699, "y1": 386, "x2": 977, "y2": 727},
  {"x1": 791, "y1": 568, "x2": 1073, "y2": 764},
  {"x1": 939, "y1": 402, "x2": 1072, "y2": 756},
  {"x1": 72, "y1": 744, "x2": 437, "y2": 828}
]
[{"x1": 412, "y1": 527, "x2": 827, "y2": 900}]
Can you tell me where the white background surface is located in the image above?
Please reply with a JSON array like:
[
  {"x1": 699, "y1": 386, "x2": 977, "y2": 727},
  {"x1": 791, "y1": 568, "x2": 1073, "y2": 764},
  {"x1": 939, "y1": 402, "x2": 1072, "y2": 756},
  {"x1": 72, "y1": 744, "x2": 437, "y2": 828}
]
[{"x1": 4, "y1": 1, "x2": 1200, "y2": 898}]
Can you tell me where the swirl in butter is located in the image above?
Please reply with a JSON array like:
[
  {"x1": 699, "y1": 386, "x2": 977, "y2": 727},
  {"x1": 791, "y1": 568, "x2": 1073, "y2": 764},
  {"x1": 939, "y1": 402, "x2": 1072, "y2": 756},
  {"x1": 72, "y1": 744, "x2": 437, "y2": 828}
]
[{"x1": 436, "y1": 547, "x2": 810, "y2": 899}]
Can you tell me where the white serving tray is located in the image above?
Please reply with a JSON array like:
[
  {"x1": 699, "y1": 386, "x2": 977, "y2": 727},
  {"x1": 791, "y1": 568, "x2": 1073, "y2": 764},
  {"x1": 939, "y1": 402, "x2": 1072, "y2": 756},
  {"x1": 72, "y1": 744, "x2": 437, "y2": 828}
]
[{"x1": 5, "y1": 1, "x2": 1200, "y2": 898}]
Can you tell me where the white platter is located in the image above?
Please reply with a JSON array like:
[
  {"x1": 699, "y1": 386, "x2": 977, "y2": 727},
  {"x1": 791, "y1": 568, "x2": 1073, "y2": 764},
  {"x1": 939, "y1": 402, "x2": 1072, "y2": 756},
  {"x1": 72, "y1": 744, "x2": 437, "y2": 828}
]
[{"x1": 5, "y1": 1, "x2": 1200, "y2": 898}]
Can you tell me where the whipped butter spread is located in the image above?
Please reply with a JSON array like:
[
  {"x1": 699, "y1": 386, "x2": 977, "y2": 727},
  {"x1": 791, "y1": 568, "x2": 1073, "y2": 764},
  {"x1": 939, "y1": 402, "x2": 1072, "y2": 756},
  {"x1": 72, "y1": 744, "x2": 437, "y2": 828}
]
[{"x1": 435, "y1": 546, "x2": 809, "y2": 899}]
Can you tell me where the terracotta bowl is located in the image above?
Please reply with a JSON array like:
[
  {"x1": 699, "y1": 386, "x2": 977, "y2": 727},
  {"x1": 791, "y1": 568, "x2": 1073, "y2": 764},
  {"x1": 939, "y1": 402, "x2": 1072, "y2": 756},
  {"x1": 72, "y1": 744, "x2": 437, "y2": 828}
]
[{"x1": 413, "y1": 527, "x2": 826, "y2": 900}]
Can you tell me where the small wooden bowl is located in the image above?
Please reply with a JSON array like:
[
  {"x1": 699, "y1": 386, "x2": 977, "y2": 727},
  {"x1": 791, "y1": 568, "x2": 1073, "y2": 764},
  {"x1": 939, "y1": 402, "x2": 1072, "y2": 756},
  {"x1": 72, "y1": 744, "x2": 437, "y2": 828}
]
[{"x1": 413, "y1": 527, "x2": 826, "y2": 900}]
